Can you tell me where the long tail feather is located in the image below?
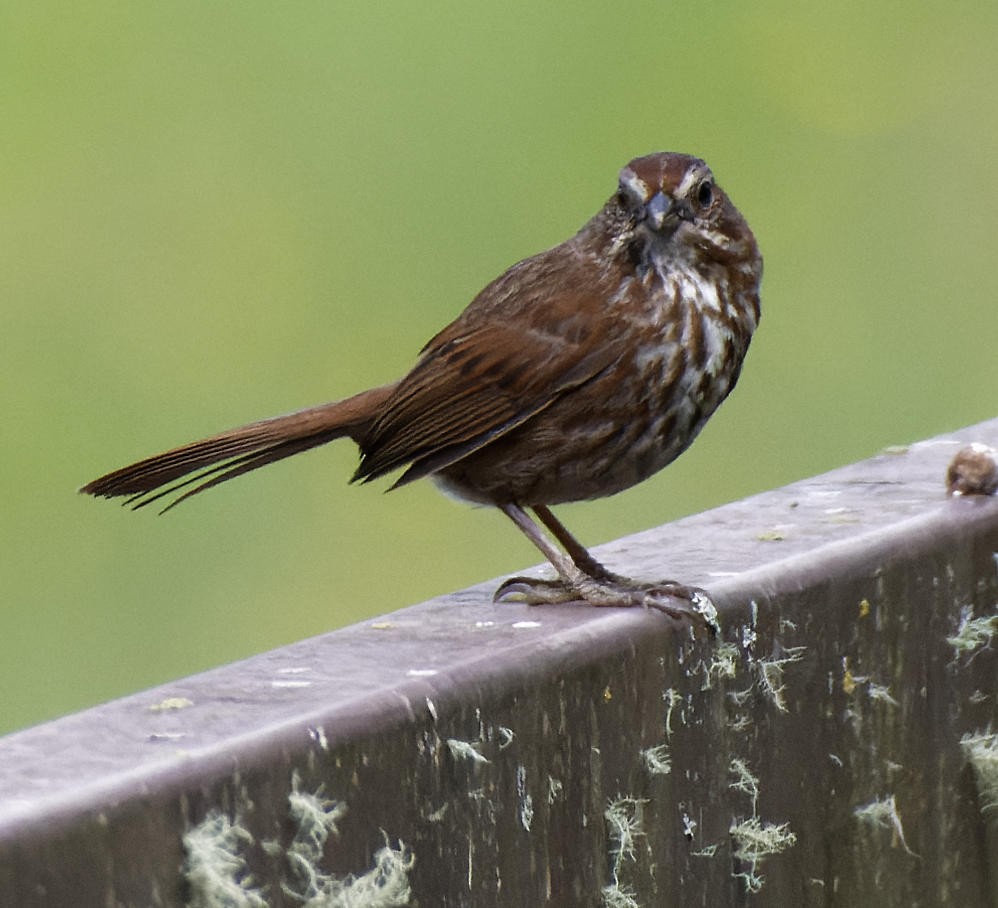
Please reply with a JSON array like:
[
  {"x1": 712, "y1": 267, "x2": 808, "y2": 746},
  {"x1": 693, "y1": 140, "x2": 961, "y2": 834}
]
[{"x1": 81, "y1": 385, "x2": 394, "y2": 512}]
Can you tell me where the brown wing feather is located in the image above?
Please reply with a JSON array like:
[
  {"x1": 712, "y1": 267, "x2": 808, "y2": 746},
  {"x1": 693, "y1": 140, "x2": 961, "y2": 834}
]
[
  {"x1": 354, "y1": 244, "x2": 627, "y2": 485},
  {"x1": 355, "y1": 327, "x2": 620, "y2": 485}
]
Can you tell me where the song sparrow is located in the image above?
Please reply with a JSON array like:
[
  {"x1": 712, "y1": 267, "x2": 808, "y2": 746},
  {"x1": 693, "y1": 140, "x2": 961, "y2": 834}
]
[{"x1": 83, "y1": 152, "x2": 762, "y2": 625}]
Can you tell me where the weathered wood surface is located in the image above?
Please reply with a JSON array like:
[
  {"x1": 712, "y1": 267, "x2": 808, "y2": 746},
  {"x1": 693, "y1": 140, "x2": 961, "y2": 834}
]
[{"x1": 1, "y1": 420, "x2": 996, "y2": 907}]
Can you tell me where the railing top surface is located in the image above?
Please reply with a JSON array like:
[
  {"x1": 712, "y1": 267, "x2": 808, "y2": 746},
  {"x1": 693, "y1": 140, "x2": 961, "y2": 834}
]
[{"x1": 1, "y1": 418, "x2": 996, "y2": 839}]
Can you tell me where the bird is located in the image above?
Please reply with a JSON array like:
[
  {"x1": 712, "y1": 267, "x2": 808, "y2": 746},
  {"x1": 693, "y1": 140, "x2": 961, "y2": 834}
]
[{"x1": 82, "y1": 152, "x2": 762, "y2": 626}]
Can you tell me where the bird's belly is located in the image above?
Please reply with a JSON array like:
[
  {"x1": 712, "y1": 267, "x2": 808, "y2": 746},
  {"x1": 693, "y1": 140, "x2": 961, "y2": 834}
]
[{"x1": 433, "y1": 338, "x2": 743, "y2": 507}]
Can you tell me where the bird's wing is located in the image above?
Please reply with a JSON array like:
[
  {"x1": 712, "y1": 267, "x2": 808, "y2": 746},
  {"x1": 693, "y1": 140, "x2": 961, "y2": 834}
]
[{"x1": 354, "y1": 273, "x2": 626, "y2": 487}]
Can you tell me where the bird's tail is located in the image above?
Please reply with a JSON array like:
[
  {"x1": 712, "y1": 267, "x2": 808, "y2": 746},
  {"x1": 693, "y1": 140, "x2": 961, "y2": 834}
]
[{"x1": 81, "y1": 384, "x2": 394, "y2": 512}]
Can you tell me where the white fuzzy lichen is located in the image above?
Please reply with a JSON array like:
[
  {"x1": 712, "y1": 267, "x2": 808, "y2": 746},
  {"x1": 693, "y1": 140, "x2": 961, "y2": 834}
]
[
  {"x1": 283, "y1": 777, "x2": 348, "y2": 902},
  {"x1": 516, "y1": 764, "x2": 533, "y2": 832},
  {"x1": 295, "y1": 840, "x2": 414, "y2": 908},
  {"x1": 947, "y1": 607, "x2": 997, "y2": 658},
  {"x1": 729, "y1": 817, "x2": 797, "y2": 893},
  {"x1": 601, "y1": 883, "x2": 639, "y2": 908},
  {"x1": 756, "y1": 647, "x2": 807, "y2": 712},
  {"x1": 866, "y1": 682, "x2": 900, "y2": 707},
  {"x1": 961, "y1": 730, "x2": 998, "y2": 814},
  {"x1": 641, "y1": 744, "x2": 672, "y2": 776},
  {"x1": 729, "y1": 758, "x2": 760, "y2": 816},
  {"x1": 183, "y1": 811, "x2": 267, "y2": 908},
  {"x1": 702, "y1": 642, "x2": 740, "y2": 691},
  {"x1": 284, "y1": 776, "x2": 413, "y2": 907},
  {"x1": 854, "y1": 794, "x2": 916, "y2": 856},
  {"x1": 662, "y1": 688, "x2": 685, "y2": 739},
  {"x1": 602, "y1": 797, "x2": 647, "y2": 907},
  {"x1": 446, "y1": 738, "x2": 490, "y2": 765},
  {"x1": 183, "y1": 774, "x2": 413, "y2": 908}
]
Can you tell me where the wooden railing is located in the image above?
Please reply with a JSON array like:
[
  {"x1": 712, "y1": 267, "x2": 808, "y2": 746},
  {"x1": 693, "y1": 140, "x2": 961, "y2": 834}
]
[{"x1": 1, "y1": 419, "x2": 996, "y2": 907}]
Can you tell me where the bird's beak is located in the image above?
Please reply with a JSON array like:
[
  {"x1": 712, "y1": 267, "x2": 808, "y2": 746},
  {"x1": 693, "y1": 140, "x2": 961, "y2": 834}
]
[
  {"x1": 644, "y1": 192, "x2": 692, "y2": 232},
  {"x1": 645, "y1": 192, "x2": 672, "y2": 230},
  {"x1": 645, "y1": 192, "x2": 671, "y2": 231}
]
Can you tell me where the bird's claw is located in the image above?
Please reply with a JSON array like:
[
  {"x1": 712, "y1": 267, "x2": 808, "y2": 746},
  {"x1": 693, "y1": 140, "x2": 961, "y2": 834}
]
[
  {"x1": 495, "y1": 574, "x2": 719, "y2": 634},
  {"x1": 494, "y1": 576, "x2": 581, "y2": 604}
]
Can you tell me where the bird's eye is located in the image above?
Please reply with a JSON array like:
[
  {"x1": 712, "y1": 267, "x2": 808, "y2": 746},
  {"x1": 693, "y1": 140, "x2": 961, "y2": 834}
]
[
  {"x1": 696, "y1": 180, "x2": 714, "y2": 209},
  {"x1": 616, "y1": 189, "x2": 629, "y2": 209}
]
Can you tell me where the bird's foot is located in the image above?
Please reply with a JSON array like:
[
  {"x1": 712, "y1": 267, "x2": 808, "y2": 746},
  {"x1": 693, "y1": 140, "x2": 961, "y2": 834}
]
[{"x1": 494, "y1": 574, "x2": 719, "y2": 634}]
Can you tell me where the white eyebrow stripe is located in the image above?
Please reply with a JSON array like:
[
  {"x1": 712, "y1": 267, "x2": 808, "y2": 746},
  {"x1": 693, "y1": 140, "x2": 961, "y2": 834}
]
[
  {"x1": 675, "y1": 165, "x2": 708, "y2": 199},
  {"x1": 619, "y1": 167, "x2": 651, "y2": 199}
]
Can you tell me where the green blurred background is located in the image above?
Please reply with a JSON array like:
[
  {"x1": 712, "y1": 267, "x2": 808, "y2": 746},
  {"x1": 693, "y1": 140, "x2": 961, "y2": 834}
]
[{"x1": 3, "y1": 2, "x2": 996, "y2": 735}]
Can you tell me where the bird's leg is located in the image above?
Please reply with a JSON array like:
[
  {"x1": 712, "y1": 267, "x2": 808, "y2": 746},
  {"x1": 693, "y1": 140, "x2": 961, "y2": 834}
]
[
  {"x1": 532, "y1": 505, "x2": 712, "y2": 607},
  {"x1": 494, "y1": 503, "x2": 719, "y2": 632},
  {"x1": 494, "y1": 503, "x2": 590, "y2": 602},
  {"x1": 532, "y1": 504, "x2": 624, "y2": 582}
]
